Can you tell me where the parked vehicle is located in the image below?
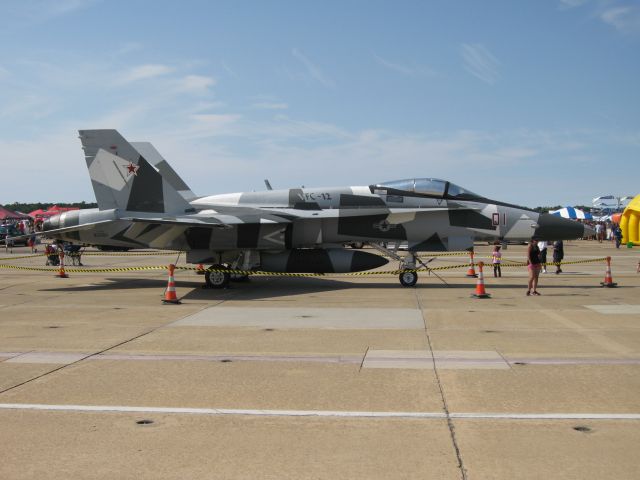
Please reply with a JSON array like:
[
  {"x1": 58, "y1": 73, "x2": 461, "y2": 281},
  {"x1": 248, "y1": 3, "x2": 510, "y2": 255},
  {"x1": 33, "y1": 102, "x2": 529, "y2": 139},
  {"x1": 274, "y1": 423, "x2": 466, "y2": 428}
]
[{"x1": 0, "y1": 225, "x2": 28, "y2": 246}]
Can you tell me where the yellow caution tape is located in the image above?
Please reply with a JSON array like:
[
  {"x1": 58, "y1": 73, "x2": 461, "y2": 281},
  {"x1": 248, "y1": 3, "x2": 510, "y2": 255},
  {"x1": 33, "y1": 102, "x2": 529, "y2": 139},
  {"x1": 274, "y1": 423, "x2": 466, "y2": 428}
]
[
  {"x1": 0, "y1": 257, "x2": 610, "y2": 277},
  {"x1": 0, "y1": 264, "x2": 166, "y2": 273},
  {"x1": 0, "y1": 254, "x2": 44, "y2": 261}
]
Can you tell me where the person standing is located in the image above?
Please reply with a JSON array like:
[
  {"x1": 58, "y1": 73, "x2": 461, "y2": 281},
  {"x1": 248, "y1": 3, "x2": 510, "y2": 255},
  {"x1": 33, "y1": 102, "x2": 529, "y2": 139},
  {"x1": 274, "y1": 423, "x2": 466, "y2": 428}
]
[
  {"x1": 526, "y1": 238, "x2": 542, "y2": 296},
  {"x1": 613, "y1": 225, "x2": 623, "y2": 249},
  {"x1": 538, "y1": 239, "x2": 548, "y2": 273},
  {"x1": 553, "y1": 240, "x2": 564, "y2": 274},
  {"x1": 491, "y1": 244, "x2": 502, "y2": 277},
  {"x1": 595, "y1": 223, "x2": 603, "y2": 243}
]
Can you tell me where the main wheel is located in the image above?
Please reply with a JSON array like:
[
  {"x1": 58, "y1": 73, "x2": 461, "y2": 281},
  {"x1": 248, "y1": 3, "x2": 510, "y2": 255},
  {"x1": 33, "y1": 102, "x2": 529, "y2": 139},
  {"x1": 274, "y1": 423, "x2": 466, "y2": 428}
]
[
  {"x1": 205, "y1": 264, "x2": 230, "y2": 289},
  {"x1": 399, "y1": 271, "x2": 418, "y2": 287}
]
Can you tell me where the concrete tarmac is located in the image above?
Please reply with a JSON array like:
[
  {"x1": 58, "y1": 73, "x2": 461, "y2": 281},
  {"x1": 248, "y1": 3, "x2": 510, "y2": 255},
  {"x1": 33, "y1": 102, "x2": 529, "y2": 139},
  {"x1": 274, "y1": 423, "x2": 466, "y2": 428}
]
[{"x1": 1, "y1": 241, "x2": 639, "y2": 479}]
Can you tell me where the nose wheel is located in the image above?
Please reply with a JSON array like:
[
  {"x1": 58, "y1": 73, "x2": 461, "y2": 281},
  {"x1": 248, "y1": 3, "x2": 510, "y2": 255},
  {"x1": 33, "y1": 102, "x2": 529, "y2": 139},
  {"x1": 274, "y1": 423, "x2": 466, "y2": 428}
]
[{"x1": 399, "y1": 271, "x2": 418, "y2": 287}]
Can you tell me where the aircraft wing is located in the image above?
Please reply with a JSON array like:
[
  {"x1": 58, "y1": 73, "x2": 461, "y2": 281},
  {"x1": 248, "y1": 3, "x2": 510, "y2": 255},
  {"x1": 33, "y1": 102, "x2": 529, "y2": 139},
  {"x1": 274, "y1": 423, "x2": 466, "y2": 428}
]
[
  {"x1": 203, "y1": 204, "x2": 480, "y2": 220},
  {"x1": 121, "y1": 214, "x2": 291, "y2": 229},
  {"x1": 123, "y1": 204, "x2": 482, "y2": 228}
]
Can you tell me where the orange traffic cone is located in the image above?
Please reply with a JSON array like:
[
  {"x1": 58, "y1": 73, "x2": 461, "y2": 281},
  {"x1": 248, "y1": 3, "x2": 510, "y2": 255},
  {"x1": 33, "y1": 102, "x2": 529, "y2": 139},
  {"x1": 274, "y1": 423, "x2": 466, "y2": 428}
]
[
  {"x1": 471, "y1": 262, "x2": 491, "y2": 298},
  {"x1": 163, "y1": 264, "x2": 182, "y2": 304},
  {"x1": 55, "y1": 251, "x2": 69, "y2": 278},
  {"x1": 196, "y1": 263, "x2": 205, "y2": 275},
  {"x1": 466, "y1": 251, "x2": 477, "y2": 277},
  {"x1": 600, "y1": 256, "x2": 617, "y2": 288}
]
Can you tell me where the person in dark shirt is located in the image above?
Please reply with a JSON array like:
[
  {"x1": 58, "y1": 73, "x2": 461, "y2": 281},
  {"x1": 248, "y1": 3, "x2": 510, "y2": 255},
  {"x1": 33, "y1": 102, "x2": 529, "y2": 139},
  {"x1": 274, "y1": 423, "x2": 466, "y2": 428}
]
[
  {"x1": 553, "y1": 240, "x2": 564, "y2": 274},
  {"x1": 613, "y1": 225, "x2": 623, "y2": 249},
  {"x1": 526, "y1": 238, "x2": 542, "y2": 296}
]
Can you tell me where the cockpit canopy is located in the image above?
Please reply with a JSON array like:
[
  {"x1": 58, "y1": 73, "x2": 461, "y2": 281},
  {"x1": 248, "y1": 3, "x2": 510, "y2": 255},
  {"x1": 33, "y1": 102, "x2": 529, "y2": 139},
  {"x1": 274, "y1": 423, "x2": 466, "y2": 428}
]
[{"x1": 374, "y1": 178, "x2": 482, "y2": 201}]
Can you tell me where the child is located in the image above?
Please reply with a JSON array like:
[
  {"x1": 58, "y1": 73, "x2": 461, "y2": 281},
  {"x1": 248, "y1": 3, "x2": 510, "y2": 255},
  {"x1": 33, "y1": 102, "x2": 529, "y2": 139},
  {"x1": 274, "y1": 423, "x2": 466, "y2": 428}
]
[{"x1": 492, "y1": 244, "x2": 502, "y2": 277}]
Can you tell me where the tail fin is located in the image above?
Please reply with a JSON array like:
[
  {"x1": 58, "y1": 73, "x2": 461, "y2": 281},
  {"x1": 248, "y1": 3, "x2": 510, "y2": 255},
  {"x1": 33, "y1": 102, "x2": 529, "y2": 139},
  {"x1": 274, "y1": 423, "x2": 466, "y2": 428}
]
[
  {"x1": 79, "y1": 129, "x2": 194, "y2": 214},
  {"x1": 130, "y1": 141, "x2": 197, "y2": 201}
]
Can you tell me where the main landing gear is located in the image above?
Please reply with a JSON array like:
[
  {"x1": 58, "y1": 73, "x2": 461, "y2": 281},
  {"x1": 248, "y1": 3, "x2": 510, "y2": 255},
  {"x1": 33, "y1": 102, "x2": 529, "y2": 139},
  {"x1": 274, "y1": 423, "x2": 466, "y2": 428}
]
[
  {"x1": 203, "y1": 252, "x2": 254, "y2": 288},
  {"x1": 204, "y1": 264, "x2": 230, "y2": 289}
]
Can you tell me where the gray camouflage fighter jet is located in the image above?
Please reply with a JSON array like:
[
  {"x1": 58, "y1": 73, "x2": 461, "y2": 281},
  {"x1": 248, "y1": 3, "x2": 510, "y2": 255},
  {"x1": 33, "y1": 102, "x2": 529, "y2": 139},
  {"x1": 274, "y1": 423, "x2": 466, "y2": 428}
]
[{"x1": 41, "y1": 129, "x2": 593, "y2": 288}]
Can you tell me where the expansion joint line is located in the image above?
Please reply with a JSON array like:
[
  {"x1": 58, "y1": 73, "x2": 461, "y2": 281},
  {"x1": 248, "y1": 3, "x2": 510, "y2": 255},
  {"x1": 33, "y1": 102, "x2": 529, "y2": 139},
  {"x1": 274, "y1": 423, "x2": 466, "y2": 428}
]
[
  {"x1": 0, "y1": 288, "x2": 243, "y2": 397},
  {"x1": 415, "y1": 291, "x2": 468, "y2": 480},
  {"x1": 0, "y1": 329, "x2": 162, "y2": 396}
]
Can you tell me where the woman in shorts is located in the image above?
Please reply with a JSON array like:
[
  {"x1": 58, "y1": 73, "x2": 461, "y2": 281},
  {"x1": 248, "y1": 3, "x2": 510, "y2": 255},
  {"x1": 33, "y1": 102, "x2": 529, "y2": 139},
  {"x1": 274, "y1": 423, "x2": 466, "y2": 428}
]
[{"x1": 526, "y1": 238, "x2": 542, "y2": 296}]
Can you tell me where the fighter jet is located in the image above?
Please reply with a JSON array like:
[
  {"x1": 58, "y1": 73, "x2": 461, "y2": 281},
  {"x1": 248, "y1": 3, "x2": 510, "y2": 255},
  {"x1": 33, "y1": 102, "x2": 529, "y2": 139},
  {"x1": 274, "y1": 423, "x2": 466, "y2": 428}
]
[{"x1": 41, "y1": 129, "x2": 593, "y2": 288}]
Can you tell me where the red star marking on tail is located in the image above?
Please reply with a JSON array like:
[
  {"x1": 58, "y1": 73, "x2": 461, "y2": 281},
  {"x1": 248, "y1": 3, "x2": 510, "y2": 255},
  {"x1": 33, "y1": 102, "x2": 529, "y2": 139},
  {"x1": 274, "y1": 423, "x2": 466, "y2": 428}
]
[{"x1": 124, "y1": 162, "x2": 139, "y2": 176}]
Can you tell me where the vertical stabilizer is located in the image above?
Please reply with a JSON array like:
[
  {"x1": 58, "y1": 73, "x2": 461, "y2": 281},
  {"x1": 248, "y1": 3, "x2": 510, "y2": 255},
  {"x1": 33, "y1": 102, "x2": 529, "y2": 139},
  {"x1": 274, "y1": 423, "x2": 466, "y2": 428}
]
[
  {"x1": 78, "y1": 129, "x2": 193, "y2": 214},
  {"x1": 131, "y1": 142, "x2": 197, "y2": 201}
]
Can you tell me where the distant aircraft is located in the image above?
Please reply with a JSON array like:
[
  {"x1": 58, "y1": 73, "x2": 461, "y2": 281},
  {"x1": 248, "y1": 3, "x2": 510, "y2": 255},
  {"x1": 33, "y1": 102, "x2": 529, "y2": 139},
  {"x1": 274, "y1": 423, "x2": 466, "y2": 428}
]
[{"x1": 40, "y1": 129, "x2": 593, "y2": 288}]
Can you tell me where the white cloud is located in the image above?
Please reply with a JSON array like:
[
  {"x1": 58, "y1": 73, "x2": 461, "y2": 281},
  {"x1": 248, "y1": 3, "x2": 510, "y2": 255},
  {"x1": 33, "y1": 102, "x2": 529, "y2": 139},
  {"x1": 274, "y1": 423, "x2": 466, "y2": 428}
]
[
  {"x1": 292, "y1": 48, "x2": 335, "y2": 87},
  {"x1": 0, "y1": 128, "x2": 95, "y2": 202},
  {"x1": 558, "y1": 0, "x2": 589, "y2": 9},
  {"x1": 0, "y1": 0, "x2": 99, "y2": 29},
  {"x1": 117, "y1": 64, "x2": 174, "y2": 84},
  {"x1": 560, "y1": 1, "x2": 640, "y2": 35},
  {"x1": 460, "y1": 43, "x2": 500, "y2": 85},
  {"x1": 111, "y1": 42, "x2": 144, "y2": 58},
  {"x1": 252, "y1": 102, "x2": 288, "y2": 110},
  {"x1": 0, "y1": 113, "x2": 635, "y2": 208},
  {"x1": 177, "y1": 75, "x2": 216, "y2": 94},
  {"x1": 0, "y1": 93, "x2": 56, "y2": 120},
  {"x1": 373, "y1": 53, "x2": 437, "y2": 77},
  {"x1": 184, "y1": 113, "x2": 243, "y2": 139},
  {"x1": 47, "y1": 0, "x2": 98, "y2": 15},
  {"x1": 601, "y1": 5, "x2": 640, "y2": 34},
  {"x1": 221, "y1": 61, "x2": 238, "y2": 78}
]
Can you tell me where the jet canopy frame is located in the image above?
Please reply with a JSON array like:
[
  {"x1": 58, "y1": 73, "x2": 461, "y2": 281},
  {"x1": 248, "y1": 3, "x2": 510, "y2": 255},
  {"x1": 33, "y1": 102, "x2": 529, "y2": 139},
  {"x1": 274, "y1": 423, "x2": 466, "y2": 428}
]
[{"x1": 374, "y1": 178, "x2": 482, "y2": 201}]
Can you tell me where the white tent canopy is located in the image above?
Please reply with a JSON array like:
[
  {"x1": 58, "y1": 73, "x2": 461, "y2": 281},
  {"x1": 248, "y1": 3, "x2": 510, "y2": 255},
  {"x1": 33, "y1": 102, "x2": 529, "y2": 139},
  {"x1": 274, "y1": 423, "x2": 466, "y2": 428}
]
[{"x1": 549, "y1": 207, "x2": 593, "y2": 220}]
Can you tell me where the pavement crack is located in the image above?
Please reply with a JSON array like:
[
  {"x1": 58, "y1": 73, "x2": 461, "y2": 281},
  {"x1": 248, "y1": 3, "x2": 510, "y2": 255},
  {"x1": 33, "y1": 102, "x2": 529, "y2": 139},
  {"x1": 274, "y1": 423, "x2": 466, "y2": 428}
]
[
  {"x1": 415, "y1": 290, "x2": 468, "y2": 480},
  {"x1": 359, "y1": 345, "x2": 370, "y2": 372}
]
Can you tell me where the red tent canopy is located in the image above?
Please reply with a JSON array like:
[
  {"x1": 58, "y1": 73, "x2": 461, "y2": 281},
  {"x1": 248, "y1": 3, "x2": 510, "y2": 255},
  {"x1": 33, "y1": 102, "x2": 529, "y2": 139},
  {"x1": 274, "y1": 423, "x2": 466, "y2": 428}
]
[
  {"x1": 46, "y1": 205, "x2": 79, "y2": 213},
  {"x1": 29, "y1": 206, "x2": 79, "y2": 218},
  {"x1": 28, "y1": 209, "x2": 48, "y2": 217},
  {"x1": 0, "y1": 205, "x2": 29, "y2": 220},
  {"x1": 0, "y1": 205, "x2": 31, "y2": 220}
]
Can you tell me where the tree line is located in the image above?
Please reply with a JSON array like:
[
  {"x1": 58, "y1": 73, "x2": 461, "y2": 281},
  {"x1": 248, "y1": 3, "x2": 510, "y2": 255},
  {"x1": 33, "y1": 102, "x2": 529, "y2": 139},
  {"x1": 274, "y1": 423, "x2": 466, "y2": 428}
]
[{"x1": 3, "y1": 201, "x2": 98, "y2": 213}]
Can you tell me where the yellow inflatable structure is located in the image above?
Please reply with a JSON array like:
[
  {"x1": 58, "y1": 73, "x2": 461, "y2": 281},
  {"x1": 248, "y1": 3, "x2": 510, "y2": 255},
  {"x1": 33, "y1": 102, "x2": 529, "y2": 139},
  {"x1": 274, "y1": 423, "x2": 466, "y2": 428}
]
[{"x1": 620, "y1": 194, "x2": 640, "y2": 246}]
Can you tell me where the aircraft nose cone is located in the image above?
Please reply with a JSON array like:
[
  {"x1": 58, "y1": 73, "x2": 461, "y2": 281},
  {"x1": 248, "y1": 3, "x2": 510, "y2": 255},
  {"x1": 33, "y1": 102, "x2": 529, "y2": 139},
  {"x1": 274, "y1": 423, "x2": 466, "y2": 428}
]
[{"x1": 534, "y1": 213, "x2": 586, "y2": 240}]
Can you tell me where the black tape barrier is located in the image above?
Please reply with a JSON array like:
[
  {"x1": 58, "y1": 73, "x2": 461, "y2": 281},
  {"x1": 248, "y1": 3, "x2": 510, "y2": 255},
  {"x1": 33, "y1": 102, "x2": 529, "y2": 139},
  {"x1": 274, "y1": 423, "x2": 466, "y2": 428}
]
[{"x1": 0, "y1": 257, "x2": 609, "y2": 277}]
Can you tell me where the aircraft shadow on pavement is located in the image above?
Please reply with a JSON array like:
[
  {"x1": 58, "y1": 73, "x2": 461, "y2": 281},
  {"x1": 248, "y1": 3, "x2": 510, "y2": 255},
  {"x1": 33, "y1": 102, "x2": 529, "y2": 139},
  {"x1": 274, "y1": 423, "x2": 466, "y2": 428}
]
[
  {"x1": 40, "y1": 277, "x2": 172, "y2": 292},
  {"x1": 38, "y1": 275, "x2": 609, "y2": 301}
]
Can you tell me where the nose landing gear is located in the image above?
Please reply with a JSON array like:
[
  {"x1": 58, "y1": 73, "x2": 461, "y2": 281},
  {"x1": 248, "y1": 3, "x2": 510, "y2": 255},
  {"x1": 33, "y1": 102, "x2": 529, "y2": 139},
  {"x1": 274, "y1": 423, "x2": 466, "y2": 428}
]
[{"x1": 399, "y1": 270, "x2": 418, "y2": 287}]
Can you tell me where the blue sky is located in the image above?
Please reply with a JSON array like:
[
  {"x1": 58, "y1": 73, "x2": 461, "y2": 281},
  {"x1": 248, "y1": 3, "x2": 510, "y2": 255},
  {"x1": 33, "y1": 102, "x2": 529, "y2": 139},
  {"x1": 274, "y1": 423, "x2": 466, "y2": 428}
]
[{"x1": 0, "y1": 0, "x2": 638, "y2": 207}]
